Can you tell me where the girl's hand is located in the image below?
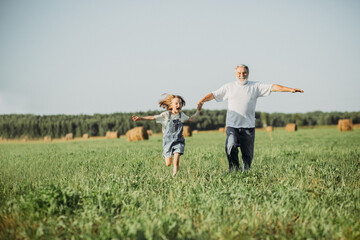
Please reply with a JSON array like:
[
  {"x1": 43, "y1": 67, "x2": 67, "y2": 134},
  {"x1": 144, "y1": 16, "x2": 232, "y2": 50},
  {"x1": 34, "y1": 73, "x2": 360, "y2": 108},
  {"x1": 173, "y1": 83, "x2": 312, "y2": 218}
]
[{"x1": 132, "y1": 116, "x2": 140, "y2": 122}]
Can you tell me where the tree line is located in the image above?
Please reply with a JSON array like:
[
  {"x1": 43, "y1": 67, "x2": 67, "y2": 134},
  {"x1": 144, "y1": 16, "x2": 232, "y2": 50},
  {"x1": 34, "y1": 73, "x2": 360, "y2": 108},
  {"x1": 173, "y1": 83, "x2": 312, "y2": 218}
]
[{"x1": 0, "y1": 110, "x2": 359, "y2": 139}]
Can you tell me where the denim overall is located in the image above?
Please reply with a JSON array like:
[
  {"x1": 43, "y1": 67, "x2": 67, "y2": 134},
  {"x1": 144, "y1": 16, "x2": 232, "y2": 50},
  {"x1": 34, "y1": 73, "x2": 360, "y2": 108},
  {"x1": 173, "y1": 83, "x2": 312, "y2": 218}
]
[{"x1": 162, "y1": 112, "x2": 185, "y2": 158}]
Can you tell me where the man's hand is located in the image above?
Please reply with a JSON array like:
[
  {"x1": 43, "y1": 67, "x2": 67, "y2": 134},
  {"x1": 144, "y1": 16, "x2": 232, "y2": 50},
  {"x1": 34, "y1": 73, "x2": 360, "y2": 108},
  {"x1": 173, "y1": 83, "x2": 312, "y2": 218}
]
[
  {"x1": 291, "y1": 88, "x2": 304, "y2": 93},
  {"x1": 197, "y1": 93, "x2": 215, "y2": 111},
  {"x1": 197, "y1": 102, "x2": 203, "y2": 111},
  {"x1": 132, "y1": 116, "x2": 140, "y2": 122}
]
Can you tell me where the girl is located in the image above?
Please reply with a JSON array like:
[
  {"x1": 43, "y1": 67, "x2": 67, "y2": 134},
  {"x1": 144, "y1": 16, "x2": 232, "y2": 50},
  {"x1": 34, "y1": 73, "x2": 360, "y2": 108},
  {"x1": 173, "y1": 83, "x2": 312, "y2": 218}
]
[{"x1": 132, "y1": 94, "x2": 201, "y2": 176}]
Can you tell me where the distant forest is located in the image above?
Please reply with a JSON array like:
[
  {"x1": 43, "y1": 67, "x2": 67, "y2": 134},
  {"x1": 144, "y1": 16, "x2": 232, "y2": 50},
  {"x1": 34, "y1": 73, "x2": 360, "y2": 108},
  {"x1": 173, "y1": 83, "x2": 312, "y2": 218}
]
[{"x1": 0, "y1": 110, "x2": 359, "y2": 139}]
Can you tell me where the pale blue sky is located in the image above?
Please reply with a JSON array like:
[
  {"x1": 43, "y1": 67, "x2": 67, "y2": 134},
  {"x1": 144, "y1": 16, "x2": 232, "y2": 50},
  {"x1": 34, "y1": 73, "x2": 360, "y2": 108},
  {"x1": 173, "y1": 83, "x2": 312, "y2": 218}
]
[{"x1": 1, "y1": 0, "x2": 359, "y2": 115}]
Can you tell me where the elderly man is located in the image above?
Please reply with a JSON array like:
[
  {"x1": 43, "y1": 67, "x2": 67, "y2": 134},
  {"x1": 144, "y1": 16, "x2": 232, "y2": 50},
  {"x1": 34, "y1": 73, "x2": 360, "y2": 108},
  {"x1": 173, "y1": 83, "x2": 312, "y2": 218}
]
[{"x1": 198, "y1": 65, "x2": 303, "y2": 173}]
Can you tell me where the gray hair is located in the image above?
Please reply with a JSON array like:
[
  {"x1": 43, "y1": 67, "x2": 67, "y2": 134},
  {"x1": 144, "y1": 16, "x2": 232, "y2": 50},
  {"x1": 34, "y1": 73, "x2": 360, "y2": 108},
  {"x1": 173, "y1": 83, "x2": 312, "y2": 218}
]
[{"x1": 235, "y1": 64, "x2": 249, "y2": 73}]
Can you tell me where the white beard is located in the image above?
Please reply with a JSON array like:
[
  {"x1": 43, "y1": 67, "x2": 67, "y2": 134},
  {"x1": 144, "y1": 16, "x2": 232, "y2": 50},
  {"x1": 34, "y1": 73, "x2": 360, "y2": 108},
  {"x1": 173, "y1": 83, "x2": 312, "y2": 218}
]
[{"x1": 237, "y1": 79, "x2": 248, "y2": 85}]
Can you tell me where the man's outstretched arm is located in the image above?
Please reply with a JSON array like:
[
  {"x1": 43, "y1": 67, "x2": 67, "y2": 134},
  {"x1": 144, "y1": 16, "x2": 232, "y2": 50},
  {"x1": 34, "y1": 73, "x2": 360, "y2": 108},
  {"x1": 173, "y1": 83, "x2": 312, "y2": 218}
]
[
  {"x1": 271, "y1": 84, "x2": 304, "y2": 93},
  {"x1": 197, "y1": 93, "x2": 215, "y2": 110}
]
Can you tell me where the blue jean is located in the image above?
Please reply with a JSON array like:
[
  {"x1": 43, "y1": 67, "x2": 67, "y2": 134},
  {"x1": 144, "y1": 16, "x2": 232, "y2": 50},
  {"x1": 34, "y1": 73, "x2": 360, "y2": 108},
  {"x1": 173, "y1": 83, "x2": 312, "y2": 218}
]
[{"x1": 225, "y1": 127, "x2": 255, "y2": 172}]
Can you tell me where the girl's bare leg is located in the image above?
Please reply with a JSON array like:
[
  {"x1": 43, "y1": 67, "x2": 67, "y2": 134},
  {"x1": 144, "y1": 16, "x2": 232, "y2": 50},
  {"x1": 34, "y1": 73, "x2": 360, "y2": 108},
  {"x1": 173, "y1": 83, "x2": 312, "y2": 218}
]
[
  {"x1": 165, "y1": 157, "x2": 172, "y2": 167},
  {"x1": 173, "y1": 153, "x2": 180, "y2": 176}
]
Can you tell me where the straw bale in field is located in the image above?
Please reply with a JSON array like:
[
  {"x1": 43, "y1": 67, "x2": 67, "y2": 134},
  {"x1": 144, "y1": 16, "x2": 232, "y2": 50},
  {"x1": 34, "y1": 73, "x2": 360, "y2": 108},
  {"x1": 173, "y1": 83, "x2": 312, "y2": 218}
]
[
  {"x1": 126, "y1": 127, "x2": 149, "y2": 141},
  {"x1": 265, "y1": 126, "x2": 273, "y2": 132},
  {"x1": 219, "y1": 127, "x2": 226, "y2": 133},
  {"x1": 44, "y1": 136, "x2": 52, "y2": 142},
  {"x1": 83, "y1": 134, "x2": 89, "y2": 139},
  {"x1": 147, "y1": 130, "x2": 153, "y2": 136},
  {"x1": 106, "y1": 131, "x2": 118, "y2": 139},
  {"x1": 286, "y1": 123, "x2": 297, "y2": 132},
  {"x1": 193, "y1": 130, "x2": 199, "y2": 134},
  {"x1": 22, "y1": 136, "x2": 29, "y2": 142},
  {"x1": 65, "y1": 133, "x2": 73, "y2": 140},
  {"x1": 183, "y1": 126, "x2": 192, "y2": 137},
  {"x1": 338, "y1": 119, "x2": 353, "y2": 131}
]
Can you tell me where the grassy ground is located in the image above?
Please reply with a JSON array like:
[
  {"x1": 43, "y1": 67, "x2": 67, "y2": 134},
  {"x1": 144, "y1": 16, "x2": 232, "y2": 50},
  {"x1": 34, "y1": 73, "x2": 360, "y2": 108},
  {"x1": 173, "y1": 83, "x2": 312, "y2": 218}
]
[{"x1": 0, "y1": 128, "x2": 359, "y2": 239}]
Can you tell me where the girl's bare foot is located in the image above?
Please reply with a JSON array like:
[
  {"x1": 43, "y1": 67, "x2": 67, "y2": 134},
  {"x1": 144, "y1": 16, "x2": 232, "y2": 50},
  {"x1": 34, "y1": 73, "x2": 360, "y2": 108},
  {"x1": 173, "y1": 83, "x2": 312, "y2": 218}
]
[
  {"x1": 173, "y1": 167, "x2": 178, "y2": 177},
  {"x1": 165, "y1": 157, "x2": 172, "y2": 167}
]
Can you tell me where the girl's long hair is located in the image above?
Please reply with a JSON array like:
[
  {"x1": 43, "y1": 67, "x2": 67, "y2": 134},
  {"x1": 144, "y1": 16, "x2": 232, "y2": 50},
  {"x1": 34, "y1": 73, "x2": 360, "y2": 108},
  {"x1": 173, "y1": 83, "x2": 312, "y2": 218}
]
[{"x1": 159, "y1": 94, "x2": 186, "y2": 110}]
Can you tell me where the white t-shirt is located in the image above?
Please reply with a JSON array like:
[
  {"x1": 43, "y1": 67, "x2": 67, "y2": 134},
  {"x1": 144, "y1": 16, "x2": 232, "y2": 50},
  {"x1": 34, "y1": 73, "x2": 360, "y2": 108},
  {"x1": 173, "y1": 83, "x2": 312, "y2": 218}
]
[
  {"x1": 155, "y1": 111, "x2": 190, "y2": 133},
  {"x1": 212, "y1": 81, "x2": 273, "y2": 128}
]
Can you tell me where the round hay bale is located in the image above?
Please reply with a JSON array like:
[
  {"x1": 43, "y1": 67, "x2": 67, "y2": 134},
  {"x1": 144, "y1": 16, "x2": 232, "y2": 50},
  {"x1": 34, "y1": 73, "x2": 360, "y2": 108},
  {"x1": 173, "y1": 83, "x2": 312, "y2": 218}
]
[
  {"x1": 126, "y1": 127, "x2": 149, "y2": 141},
  {"x1": 106, "y1": 131, "x2": 118, "y2": 139},
  {"x1": 192, "y1": 130, "x2": 199, "y2": 134},
  {"x1": 265, "y1": 126, "x2": 273, "y2": 132},
  {"x1": 285, "y1": 123, "x2": 297, "y2": 132},
  {"x1": 44, "y1": 136, "x2": 52, "y2": 142},
  {"x1": 338, "y1": 119, "x2": 353, "y2": 131},
  {"x1": 183, "y1": 126, "x2": 192, "y2": 137},
  {"x1": 219, "y1": 127, "x2": 225, "y2": 133},
  {"x1": 147, "y1": 130, "x2": 153, "y2": 136},
  {"x1": 83, "y1": 134, "x2": 89, "y2": 139},
  {"x1": 65, "y1": 133, "x2": 73, "y2": 140}
]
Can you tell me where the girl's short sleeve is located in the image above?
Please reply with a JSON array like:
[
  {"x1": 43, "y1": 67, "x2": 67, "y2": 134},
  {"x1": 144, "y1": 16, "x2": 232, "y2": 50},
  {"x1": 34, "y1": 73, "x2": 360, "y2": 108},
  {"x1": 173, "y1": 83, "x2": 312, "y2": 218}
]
[
  {"x1": 155, "y1": 111, "x2": 167, "y2": 125},
  {"x1": 180, "y1": 113, "x2": 190, "y2": 122}
]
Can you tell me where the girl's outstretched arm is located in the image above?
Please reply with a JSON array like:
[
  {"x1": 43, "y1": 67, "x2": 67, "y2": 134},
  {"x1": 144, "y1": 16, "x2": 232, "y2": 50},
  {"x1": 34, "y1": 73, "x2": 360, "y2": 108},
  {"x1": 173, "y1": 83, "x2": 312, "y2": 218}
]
[
  {"x1": 132, "y1": 116, "x2": 156, "y2": 122},
  {"x1": 188, "y1": 110, "x2": 200, "y2": 122},
  {"x1": 187, "y1": 103, "x2": 202, "y2": 122}
]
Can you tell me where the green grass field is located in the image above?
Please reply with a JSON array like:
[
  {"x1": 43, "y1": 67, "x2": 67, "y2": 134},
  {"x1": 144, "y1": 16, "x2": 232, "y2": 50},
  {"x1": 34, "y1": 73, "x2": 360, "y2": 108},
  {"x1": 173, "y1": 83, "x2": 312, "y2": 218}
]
[{"x1": 0, "y1": 128, "x2": 359, "y2": 239}]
